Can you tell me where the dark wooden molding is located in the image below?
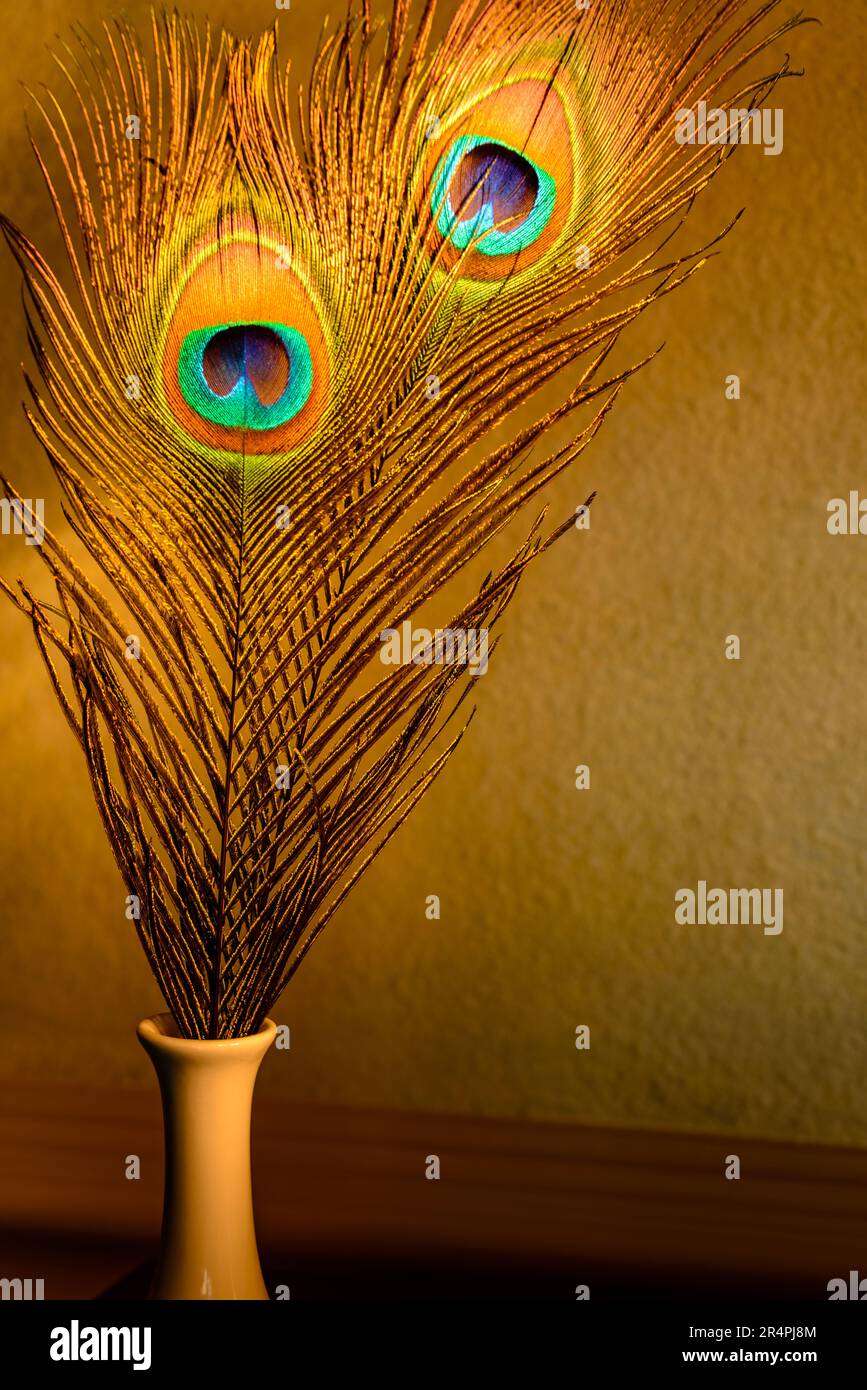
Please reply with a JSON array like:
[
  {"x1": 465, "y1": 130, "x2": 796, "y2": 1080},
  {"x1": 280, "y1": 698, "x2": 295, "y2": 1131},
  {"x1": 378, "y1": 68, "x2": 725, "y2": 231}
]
[{"x1": 1, "y1": 1080, "x2": 865, "y2": 1299}]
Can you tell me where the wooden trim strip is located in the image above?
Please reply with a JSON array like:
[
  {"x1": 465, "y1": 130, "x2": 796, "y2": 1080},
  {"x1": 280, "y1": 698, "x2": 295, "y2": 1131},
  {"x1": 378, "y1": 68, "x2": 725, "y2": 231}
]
[{"x1": 1, "y1": 1080, "x2": 865, "y2": 1297}]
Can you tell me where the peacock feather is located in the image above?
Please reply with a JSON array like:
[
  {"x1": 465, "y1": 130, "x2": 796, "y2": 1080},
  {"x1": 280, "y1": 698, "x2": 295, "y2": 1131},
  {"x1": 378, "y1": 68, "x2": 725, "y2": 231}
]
[{"x1": 1, "y1": 0, "x2": 808, "y2": 1037}]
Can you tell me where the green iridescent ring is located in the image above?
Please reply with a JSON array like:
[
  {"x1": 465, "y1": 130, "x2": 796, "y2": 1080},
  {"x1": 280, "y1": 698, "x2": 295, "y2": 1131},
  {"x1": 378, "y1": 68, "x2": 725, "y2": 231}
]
[
  {"x1": 431, "y1": 135, "x2": 556, "y2": 256},
  {"x1": 177, "y1": 320, "x2": 313, "y2": 430}
]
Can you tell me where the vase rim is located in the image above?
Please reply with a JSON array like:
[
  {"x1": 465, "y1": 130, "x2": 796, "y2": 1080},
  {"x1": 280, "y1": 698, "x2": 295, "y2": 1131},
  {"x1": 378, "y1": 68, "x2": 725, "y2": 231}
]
[{"x1": 137, "y1": 1011, "x2": 277, "y2": 1054}]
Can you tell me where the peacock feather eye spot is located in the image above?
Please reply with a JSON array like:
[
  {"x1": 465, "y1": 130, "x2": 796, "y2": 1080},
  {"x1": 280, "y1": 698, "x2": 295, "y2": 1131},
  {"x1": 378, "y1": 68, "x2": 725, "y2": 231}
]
[
  {"x1": 178, "y1": 320, "x2": 313, "y2": 431},
  {"x1": 452, "y1": 143, "x2": 539, "y2": 227},
  {"x1": 201, "y1": 325, "x2": 289, "y2": 406},
  {"x1": 432, "y1": 135, "x2": 556, "y2": 257}
]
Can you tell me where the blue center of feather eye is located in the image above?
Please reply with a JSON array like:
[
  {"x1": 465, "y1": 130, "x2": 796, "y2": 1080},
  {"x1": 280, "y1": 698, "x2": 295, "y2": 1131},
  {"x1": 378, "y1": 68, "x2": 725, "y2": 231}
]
[
  {"x1": 431, "y1": 136, "x2": 556, "y2": 256},
  {"x1": 178, "y1": 322, "x2": 313, "y2": 430}
]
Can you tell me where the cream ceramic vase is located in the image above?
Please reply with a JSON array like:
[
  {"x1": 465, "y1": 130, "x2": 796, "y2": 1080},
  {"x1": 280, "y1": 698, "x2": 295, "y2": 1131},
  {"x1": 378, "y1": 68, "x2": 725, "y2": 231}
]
[{"x1": 137, "y1": 1012, "x2": 276, "y2": 1300}]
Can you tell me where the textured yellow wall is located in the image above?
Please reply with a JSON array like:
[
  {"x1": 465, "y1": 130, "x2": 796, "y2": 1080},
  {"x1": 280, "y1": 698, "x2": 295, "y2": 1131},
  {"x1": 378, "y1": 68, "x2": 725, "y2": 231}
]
[{"x1": 1, "y1": 1, "x2": 864, "y2": 1145}]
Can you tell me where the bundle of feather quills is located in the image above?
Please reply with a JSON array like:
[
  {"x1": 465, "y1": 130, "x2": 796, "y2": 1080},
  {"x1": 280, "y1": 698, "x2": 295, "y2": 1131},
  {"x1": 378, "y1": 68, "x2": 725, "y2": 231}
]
[{"x1": 0, "y1": 0, "x2": 806, "y2": 1036}]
